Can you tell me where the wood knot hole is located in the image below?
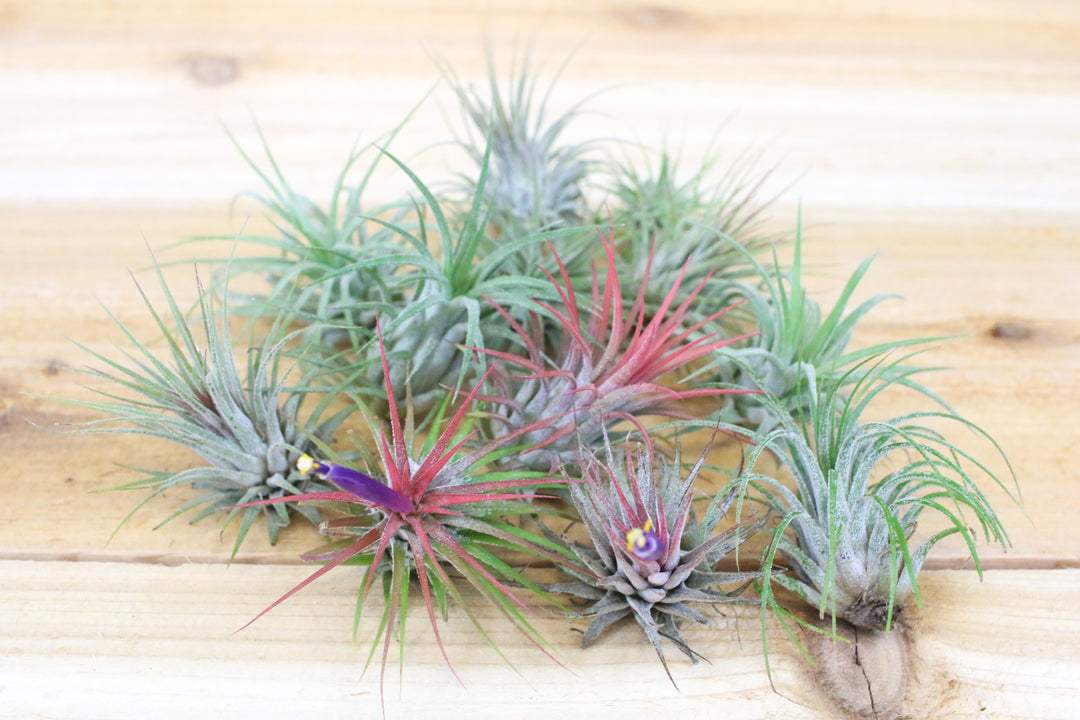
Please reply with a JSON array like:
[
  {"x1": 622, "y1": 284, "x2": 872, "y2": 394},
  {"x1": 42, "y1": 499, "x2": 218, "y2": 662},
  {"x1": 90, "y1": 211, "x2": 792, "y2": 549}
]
[
  {"x1": 989, "y1": 321, "x2": 1034, "y2": 341},
  {"x1": 185, "y1": 54, "x2": 240, "y2": 86}
]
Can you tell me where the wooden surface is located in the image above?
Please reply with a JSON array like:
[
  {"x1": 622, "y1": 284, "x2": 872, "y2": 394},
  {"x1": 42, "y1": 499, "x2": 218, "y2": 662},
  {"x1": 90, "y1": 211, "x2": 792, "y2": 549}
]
[{"x1": 2, "y1": 2, "x2": 1079, "y2": 718}]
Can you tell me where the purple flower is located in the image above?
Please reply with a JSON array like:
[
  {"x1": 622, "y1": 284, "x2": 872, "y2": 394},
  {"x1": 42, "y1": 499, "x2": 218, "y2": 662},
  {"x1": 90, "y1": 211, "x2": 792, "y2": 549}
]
[
  {"x1": 625, "y1": 520, "x2": 665, "y2": 562},
  {"x1": 296, "y1": 454, "x2": 414, "y2": 514}
]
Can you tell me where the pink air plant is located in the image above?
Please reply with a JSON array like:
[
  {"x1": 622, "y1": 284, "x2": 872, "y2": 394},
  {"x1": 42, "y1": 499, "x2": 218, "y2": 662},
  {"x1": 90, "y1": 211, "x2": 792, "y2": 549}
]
[
  {"x1": 477, "y1": 227, "x2": 759, "y2": 470},
  {"x1": 233, "y1": 323, "x2": 575, "y2": 712}
]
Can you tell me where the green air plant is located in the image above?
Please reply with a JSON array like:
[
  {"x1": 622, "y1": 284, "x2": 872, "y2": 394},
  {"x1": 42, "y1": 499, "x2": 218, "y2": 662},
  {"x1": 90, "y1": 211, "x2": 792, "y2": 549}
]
[
  {"x1": 604, "y1": 144, "x2": 778, "y2": 320},
  {"x1": 190, "y1": 124, "x2": 417, "y2": 348},
  {"x1": 475, "y1": 227, "x2": 758, "y2": 471},
  {"x1": 234, "y1": 327, "x2": 578, "y2": 709},
  {"x1": 734, "y1": 357, "x2": 1019, "y2": 632},
  {"x1": 69, "y1": 261, "x2": 346, "y2": 552},
  {"x1": 340, "y1": 142, "x2": 565, "y2": 413},
  {"x1": 698, "y1": 220, "x2": 949, "y2": 433},
  {"x1": 444, "y1": 52, "x2": 594, "y2": 239},
  {"x1": 441, "y1": 52, "x2": 597, "y2": 289},
  {"x1": 541, "y1": 431, "x2": 761, "y2": 681}
]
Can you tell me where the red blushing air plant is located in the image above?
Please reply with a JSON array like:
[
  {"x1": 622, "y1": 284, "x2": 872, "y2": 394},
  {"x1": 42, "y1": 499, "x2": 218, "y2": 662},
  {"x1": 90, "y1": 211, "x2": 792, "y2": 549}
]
[
  {"x1": 233, "y1": 323, "x2": 577, "y2": 710},
  {"x1": 476, "y1": 227, "x2": 759, "y2": 470}
]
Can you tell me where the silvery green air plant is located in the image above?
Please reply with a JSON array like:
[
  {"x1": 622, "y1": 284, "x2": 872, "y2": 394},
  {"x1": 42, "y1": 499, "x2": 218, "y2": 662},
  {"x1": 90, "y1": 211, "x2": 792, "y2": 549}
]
[
  {"x1": 70, "y1": 262, "x2": 344, "y2": 552},
  {"x1": 543, "y1": 433, "x2": 762, "y2": 681}
]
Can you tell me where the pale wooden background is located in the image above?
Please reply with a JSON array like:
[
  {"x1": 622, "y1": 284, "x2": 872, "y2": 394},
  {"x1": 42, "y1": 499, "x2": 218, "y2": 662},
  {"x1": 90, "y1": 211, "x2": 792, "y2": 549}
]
[{"x1": 2, "y1": 2, "x2": 1079, "y2": 718}]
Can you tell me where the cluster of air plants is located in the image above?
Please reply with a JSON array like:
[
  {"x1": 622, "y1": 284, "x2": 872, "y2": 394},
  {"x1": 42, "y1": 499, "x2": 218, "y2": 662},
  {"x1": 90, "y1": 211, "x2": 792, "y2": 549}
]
[{"x1": 67, "y1": 52, "x2": 1020, "y2": 711}]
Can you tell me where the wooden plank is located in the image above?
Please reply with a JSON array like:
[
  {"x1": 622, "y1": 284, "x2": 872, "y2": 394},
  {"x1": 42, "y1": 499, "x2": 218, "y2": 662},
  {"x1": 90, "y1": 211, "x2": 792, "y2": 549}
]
[
  {"x1": 2, "y1": 1, "x2": 1077, "y2": 212},
  {"x1": 2, "y1": 560, "x2": 1078, "y2": 719}
]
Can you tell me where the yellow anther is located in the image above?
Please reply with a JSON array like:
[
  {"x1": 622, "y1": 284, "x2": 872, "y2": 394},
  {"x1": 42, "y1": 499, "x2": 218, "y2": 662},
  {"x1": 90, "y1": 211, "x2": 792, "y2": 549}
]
[
  {"x1": 297, "y1": 454, "x2": 315, "y2": 475},
  {"x1": 626, "y1": 527, "x2": 645, "y2": 553}
]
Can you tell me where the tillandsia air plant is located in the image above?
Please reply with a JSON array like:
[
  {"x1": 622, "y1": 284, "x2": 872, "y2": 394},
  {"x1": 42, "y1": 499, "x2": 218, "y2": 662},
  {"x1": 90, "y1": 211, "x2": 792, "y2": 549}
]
[
  {"x1": 68, "y1": 260, "x2": 346, "y2": 552},
  {"x1": 443, "y1": 51, "x2": 594, "y2": 242},
  {"x1": 474, "y1": 226, "x2": 759, "y2": 471},
  {"x1": 233, "y1": 328, "x2": 578, "y2": 707},
  {"x1": 731, "y1": 356, "x2": 1019, "y2": 634},
  {"x1": 540, "y1": 430, "x2": 762, "y2": 681},
  {"x1": 441, "y1": 52, "x2": 599, "y2": 308},
  {"x1": 696, "y1": 221, "x2": 949, "y2": 434},
  {"x1": 192, "y1": 123, "x2": 417, "y2": 348},
  {"x1": 603, "y1": 143, "x2": 778, "y2": 320},
  {"x1": 321, "y1": 140, "x2": 574, "y2": 415}
]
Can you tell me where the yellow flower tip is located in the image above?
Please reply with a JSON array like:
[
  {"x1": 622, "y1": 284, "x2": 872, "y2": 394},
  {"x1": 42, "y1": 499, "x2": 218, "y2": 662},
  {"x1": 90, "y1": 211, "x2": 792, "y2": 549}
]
[
  {"x1": 297, "y1": 454, "x2": 316, "y2": 475},
  {"x1": 626, "y1": 527, "x2": 645, "y2": 553}
]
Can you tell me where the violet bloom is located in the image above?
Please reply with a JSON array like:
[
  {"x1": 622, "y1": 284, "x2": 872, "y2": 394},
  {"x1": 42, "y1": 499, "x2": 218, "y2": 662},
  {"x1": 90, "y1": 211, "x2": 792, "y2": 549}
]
[{"x1": 297, "y1": 454, "x2": 414, "y2": 514}]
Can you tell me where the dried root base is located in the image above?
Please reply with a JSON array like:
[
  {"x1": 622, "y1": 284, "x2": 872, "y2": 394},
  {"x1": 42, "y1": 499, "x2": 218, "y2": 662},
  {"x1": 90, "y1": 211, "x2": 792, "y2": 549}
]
[{"x1": 804, "y1": 618, "x2": 911, "y2": 719}]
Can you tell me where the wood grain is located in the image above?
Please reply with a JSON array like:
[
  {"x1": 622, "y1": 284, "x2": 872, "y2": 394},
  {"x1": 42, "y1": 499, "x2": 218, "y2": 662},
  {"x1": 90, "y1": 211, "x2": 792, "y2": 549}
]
[
  {"x1": 3, "y1": 1, "x2": 1078, "y2": 210},
  {"x1": 3, "y1": 561, "x2": 1079, "y2": 719},
  {"x1": 2, "y1": 1, "x2": 1079, "y2": 717}
]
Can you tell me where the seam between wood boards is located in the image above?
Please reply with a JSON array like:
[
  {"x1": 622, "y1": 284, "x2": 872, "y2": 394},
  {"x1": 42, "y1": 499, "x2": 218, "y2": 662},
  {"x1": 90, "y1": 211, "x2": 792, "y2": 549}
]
[{"x1": 2, "y1": 549, "x2": 1076, "y2": 570}]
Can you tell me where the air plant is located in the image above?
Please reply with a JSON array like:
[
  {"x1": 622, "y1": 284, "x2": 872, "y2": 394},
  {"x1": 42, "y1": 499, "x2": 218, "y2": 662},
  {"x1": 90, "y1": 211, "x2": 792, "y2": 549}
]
[
  {"x1": 540, "y1": 431, "x2": 761, "y2": 680},
  {"x1": 340, "y1": 142, "x2": 566, "y2": 413},
  {"x1": 604, "y1": 143, "x2": 778, "y2": 319},
  {"x1": 233, "y1": 327, "x2": 578, "y2": 707},
  {"x1": 444, "y1": 51, "x2": 594, "y2": 239},
  {"x1": 475, "y1": 227, "x2": 759, "y2": 471},
  {"x1": 733, "y1": 356, "x2": 1019, "y2": 632},
  {"x1": 188, "y1": 123, "x2": 417, "y2": 349},
  {"x1": 68, "y1": 261, "x2": 346, "y2": 552},
  {"x1": 698, "y1": 221, "x2": 949, "y2": 433},
  {"x1": 442, "y1": 51, "x2": 598, "y2": 290}
]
